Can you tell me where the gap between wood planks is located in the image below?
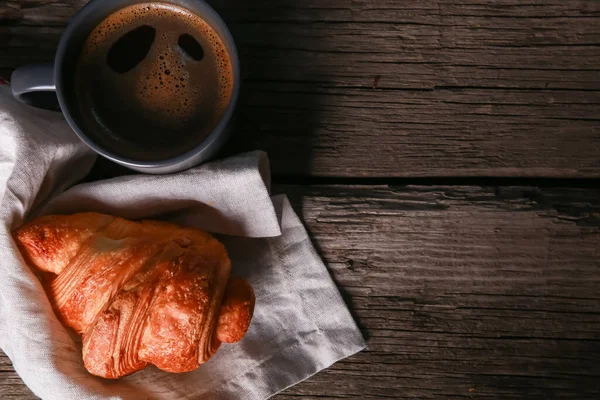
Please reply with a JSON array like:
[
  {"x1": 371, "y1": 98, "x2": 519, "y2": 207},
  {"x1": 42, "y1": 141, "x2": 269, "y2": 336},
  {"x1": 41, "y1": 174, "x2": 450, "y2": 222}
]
[{"x1": 272, "y1": 176, "x2": 600, "y2": 189}]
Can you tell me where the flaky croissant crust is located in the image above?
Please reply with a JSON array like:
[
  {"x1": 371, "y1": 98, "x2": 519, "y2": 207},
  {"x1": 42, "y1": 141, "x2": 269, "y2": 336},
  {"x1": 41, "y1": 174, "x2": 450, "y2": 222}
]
[{"x1": 15, "y1": 212, "x2": 255, "y2": 379}]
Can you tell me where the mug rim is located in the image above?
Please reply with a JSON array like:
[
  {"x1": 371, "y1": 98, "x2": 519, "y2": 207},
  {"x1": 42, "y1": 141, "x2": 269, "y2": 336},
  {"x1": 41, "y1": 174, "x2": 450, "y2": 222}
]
[{"x1": 54, "y1": 0, "x2": 240, "y2": 170}]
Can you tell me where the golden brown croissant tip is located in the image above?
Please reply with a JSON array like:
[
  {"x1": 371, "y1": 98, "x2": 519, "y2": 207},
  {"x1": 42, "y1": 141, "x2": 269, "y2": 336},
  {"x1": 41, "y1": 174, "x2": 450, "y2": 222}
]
[{"x1": 216, "y1": 277, "x2": 256, "y2": 344}]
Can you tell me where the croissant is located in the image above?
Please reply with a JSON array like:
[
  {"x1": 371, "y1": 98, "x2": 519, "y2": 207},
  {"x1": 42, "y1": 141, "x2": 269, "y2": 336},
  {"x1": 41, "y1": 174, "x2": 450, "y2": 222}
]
[{"x1": 14, "y1": 212, "x2": 255, "y2": 379}]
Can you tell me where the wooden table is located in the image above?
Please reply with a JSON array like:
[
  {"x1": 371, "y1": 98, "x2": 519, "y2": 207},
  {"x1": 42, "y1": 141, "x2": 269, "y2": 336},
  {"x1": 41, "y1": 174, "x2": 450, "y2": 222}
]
[{"x1": 1, "y1": 1, "x2": 600, "y2": 398}]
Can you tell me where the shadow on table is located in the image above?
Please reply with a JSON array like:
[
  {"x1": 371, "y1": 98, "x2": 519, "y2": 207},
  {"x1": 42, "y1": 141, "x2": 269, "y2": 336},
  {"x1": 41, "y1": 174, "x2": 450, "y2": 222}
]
[
  {"x1": 212, "y1": 0, "x2": 320, "y2": 182},
  {"x1": 208, "y1": 1, "x2": 367, "y2": 338}
]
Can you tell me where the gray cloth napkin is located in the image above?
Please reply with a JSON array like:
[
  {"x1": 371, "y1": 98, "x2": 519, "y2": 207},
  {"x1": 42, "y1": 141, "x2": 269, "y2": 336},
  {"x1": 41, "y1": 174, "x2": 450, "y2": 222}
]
[{"x1": 0, "y1": 84, "x2": 365, "y2": 399}]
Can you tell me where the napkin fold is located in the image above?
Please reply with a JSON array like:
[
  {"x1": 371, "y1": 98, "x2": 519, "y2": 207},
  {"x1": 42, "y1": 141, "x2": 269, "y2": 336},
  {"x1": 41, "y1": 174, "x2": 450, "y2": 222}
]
[{"x1": 0, "y1": 85, "x2": 365, "y2": 399}]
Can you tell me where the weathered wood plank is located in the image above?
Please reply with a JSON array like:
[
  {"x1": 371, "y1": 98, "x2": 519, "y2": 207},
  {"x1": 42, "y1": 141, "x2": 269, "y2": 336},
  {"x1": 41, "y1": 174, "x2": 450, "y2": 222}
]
[
  {"x1": 277, "y1": 184, "x2": 600, "y2": 399},
  {"x1": 1, "y1": 0, "x2": 599, "y2": 178},
  {"x1": 2, "y1": 184, "x2": 599, "y2": 398}
]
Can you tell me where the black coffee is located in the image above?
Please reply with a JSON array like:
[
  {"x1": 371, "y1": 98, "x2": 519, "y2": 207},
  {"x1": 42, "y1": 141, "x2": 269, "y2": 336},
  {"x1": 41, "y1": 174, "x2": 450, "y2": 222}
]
[{"x1": 73, "y1": 3, "x2": 234, "y2": 160}]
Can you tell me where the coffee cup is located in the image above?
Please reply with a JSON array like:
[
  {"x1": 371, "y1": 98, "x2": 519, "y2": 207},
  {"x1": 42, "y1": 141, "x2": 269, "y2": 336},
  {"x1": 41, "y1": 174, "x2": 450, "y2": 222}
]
[{"x1": 11, "y1": 0, "x2": 240, "y2": 174}]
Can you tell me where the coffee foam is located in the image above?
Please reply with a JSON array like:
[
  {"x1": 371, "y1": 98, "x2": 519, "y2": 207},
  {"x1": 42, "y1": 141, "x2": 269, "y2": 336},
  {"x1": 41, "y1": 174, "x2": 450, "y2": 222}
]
[{"x1": 80, "y1": 2, "x2": 233, "y2": 124}]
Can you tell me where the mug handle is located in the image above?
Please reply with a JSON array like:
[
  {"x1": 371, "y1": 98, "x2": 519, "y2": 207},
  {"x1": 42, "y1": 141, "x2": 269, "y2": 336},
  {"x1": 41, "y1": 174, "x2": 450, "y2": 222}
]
[{"x1": 10, "y1": 63, "x2": 60, "y2": 111}]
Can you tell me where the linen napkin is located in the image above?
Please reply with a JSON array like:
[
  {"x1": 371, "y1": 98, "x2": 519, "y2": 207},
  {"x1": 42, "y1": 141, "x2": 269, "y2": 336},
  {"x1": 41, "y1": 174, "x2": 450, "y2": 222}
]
[{"x1": 0, "y1": 84, "x2": 365, "y2": 399}]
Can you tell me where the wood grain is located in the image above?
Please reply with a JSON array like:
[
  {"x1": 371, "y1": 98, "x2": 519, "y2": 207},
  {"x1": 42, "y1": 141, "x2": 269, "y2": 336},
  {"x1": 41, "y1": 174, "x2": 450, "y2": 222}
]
[
  {"x1": 277, "y1": 184, "x2": 600, "y2": 398},
  {"x1": 2, "y1": 184, "x2": 599, "y2": 399},
  {"x1": 1, "y1": 0, "x2": 599, "y2": 177}
]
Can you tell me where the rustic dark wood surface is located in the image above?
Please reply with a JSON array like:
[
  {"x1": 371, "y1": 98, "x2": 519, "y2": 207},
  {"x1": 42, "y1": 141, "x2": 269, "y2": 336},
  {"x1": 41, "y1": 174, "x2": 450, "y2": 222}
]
[
  {"x1": 283, "y1": 185, "x2": 600, "y2": 399},
  {"x1": 1, "y1": 0, "x2": 600, "y2": 399},
  {"x1": 2, "y1": 185, "x2": 600, "y2": 399},
  {"x1": 1, "y1": 0, "x2": 600, "y2": 177}
]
